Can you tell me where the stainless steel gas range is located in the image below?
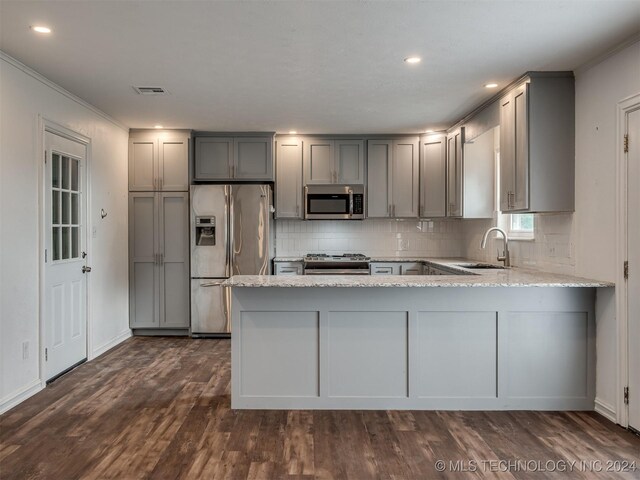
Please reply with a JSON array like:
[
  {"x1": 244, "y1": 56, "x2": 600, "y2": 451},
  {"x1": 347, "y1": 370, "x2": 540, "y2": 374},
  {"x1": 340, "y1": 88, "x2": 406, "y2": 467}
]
[{"x1": 303, "y1": 253, "x2": 371, "y2": 275}]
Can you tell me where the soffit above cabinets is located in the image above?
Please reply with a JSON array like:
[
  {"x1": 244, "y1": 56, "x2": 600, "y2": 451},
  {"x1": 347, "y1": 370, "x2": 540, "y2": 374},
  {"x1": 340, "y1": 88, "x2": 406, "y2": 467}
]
[{"x1": 1, "y1": 1, "x2": 639, "y2": 133}]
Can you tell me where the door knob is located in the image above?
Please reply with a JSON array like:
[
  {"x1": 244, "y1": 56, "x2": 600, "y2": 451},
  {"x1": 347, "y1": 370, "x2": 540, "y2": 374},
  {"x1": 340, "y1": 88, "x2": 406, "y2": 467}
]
[{"x1": 82, "y1": 266, "x2": 92, "y2": 273}]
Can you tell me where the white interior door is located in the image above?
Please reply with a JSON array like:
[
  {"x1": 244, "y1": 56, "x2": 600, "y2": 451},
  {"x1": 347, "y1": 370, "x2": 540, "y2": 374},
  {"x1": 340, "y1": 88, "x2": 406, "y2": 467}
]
[
  {"x1": 44, "y1": 131, "x2": 88, "y2": 381},
  {"x1": 627, "y1": 107, "x2": 640, "y2": 432}
]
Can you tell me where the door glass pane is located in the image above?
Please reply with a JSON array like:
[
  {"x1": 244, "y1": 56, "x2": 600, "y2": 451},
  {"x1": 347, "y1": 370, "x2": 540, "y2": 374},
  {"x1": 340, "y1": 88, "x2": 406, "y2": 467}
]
[
  {"x1": 52, "y1": 227, "x2": 61, "y2": 261},
  {"x1": 62, "y1": 192, "x2": 70, "y2": 225},
  {"x1": 62, "y1": 227, "x2": 70, "y2": 259},
  {"x1": 52, "y1": 154, "x2": 60, "y2": 188},
  {"x1": 52, "y1": 190, "x2": 60, "y2": 224},
  {"x1": 71, "y1": 227, "x2": 79, "y2": 258},
  {"x1": 71, "y1": 159, "x2": 79, "y2": 191},
  {"x1": 71, "y1": 193, "x2": 79, "y2": 225},
  {"x1": 62, "y1": 156, "x2": 70, "y2": 190}
]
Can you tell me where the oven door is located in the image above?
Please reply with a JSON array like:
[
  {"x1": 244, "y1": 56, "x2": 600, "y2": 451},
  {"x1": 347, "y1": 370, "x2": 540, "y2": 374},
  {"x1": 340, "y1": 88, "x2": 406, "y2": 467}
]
[{"x1": 304, "y1": 185, "x2": 352, "y2": 220}]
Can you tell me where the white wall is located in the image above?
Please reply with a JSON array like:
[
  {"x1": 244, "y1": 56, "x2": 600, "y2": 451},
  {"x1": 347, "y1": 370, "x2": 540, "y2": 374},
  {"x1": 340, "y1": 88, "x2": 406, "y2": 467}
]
[
  {"x1": 462, "y1": 39, "x2": 640, "y2": 421},
  {"x1": 0, "y1": 53, "x2": 130, "y2": 412},
  {"x1": 276, "y1": 218, "x2": 463, "y2": 259}
]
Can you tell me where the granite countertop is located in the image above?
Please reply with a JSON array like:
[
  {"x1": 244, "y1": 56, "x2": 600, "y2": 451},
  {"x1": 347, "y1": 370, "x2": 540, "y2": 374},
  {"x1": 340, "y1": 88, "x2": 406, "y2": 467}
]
[
  {"x1": 226, "y1": 258, "x2": 614, "y2": 288},
  {"x1": 273, "y1": 257, "x2": 304, "y2": 262}
]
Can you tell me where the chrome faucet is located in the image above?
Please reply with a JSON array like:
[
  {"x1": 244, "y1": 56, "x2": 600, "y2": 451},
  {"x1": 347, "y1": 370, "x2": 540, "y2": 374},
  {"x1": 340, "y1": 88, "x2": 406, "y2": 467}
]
[{"x1": 481, "y1": 227, "x2": 511, "y2": 267}]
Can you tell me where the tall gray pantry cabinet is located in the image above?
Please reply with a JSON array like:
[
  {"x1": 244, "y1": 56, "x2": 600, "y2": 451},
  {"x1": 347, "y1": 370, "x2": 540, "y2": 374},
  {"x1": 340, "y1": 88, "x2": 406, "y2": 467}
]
[{"x1": 128, "y1": 130, "x2": 190, "y2": 333}]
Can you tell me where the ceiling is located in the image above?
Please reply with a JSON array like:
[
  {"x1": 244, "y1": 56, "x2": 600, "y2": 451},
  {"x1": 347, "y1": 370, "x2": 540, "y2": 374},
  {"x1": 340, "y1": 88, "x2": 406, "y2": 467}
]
[{"x1": 1, "y1": 1, "x2": 639, "y2": 133}]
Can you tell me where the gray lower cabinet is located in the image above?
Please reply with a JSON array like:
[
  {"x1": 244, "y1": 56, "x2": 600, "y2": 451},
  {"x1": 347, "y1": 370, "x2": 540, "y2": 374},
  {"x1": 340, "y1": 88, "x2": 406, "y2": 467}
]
[
  {"x1": 367, "y1": 137, "x2": 419, "y2": 218},
  {"x1": 419, "y1": 134, "x2": 447, "y2": 218},
  {"x1": 194, "y1": 134, "x2": 274, "y2": 181},
  {"x1": 275, "y1": 137, "x2": 303, "y2": 218},
  {"x1": 446, "y1": 128, "x2": 463, "y2": 217},
  {"x1": 370, "y1": 262, "x2": 423, "y2": 275},
  {"x1": 275, "y1": 261, "x2": 303, "y2": 275},
  {"x1": 129, "y1": 192, "x2": 189, "y2": 329},
  {"x1": 499, "y1": 74, "x2": 575, "y2": 213},
  {"x1": 129, "y1": 131, "x2": 190, "y2": 192},
  {"x1": 304, "y1": 138, "x2": 365, "y2": 185}
]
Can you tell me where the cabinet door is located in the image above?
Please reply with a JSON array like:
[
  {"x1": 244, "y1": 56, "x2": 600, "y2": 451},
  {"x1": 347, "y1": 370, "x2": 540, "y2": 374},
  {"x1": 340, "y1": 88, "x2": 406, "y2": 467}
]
[
  {"x1": 446, "y1": 130, "x2": 463, "y2": 217},
  {"x1": 400, "y1": 263, "x2": 423, "y2": 275},
  {"x1": 513, "y1": 84, "x2": 530, "y2": 210},
  {"x1": 129, "y1": 138, "x2": 156, "y2": 191},
  {"x1": 370, "y1": 264, "x2": 398, "y2": 275},
  {"x1": 500, "y1": 93, "x2": 515, "y2": 212},
  {"x1": 366, "y1": 140, "x2": 392, "y2": 217},
  {"x1": 419, "y1": 135, "x2": 447, "y2": 218},
  {"x1": 335, "y1": 140, "x2": 365, "y2": 184},
  {"x1": 392, "y1": 138, "x2": 419, "y2": 217},
  {"x1": 304, "y1": 139, "x2": 334, "y2": 184},
  {"x1": 234, "y1": 137, "x2": 274, "y2": 180},
  {"x1": 159, "y1": 137, "x2": 189, "y2": 191},
  {"x1": 194, "y1": 137, "x2": 233, "y2": 180},
  {"x1": 129, "y1": 193, "x2": 159, "y2": 328},
  {"x1": 276, "y1": 138, "x2": 303, "y2": 218},
  {"x1": 158, "y1": 192, "x2": 189, "y2": 328}
]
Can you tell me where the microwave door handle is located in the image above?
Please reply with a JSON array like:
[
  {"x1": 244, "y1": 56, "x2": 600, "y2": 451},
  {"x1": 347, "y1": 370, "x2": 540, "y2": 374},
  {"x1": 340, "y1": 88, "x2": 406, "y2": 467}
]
[
  {"x1": 303, "y1": 186, "x2": 308, "y2": 219},
  {"x1": 348, "y1": 188, "x2": 354, "y2": 217}
]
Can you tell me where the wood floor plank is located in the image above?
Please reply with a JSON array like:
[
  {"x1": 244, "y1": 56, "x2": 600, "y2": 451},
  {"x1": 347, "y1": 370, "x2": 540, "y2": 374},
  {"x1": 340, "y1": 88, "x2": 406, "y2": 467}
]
[{"x1": 1, "y1": 337, "x2": 639, "y2": 480}]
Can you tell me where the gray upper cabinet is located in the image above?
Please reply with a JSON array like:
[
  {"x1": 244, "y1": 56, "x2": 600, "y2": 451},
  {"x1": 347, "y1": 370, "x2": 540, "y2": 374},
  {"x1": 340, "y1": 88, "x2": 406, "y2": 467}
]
[
  {"x1": 129, "y1": 191, "x2": 189, "y2": 330},
  {"x1": 499, "y1": 74, "x2": 575, "y2": 213},
  {"x1": 446, "y1": 128, "x2": 463, "y2": 217},
  {"x1": 194, "y1": 137, "x2": 233, "y2": 180},
  {"x1": 366, "y1": 138, "x2": 418, "y2": 218},
  {"x1": 129, "y1": 131, "x2": 190, "y2": 192},
  {"x1": 233, "y1": 137, "x2": 274, "y2": 180},
  {"x1": 419, "y1": 134, "x2": 447, "y2": 218},
  {"x1": 194, "y1": 134, "x2": 274, "y2": 181},
  {"x1": 304, "y1": 138, "x2": 364, "y2": 185},
  {"x1": 276, "y1": 137, "x2": 303, "y2": 218}
]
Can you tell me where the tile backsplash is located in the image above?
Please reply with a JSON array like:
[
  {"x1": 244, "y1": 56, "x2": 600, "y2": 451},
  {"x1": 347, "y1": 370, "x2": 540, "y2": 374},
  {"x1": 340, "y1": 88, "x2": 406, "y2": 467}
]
[
  {"x1": 462, "y1": 213, "x2": 575, "y2": 275},
  {"x1": 275, "y1": 219, "x2": 463, "y2": 258}
]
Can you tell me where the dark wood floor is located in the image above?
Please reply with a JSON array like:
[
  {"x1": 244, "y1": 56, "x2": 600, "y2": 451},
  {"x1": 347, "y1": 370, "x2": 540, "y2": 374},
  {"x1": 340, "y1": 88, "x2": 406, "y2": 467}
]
[{"x1": 1, "y1": 338, "x2": 638, "y2": 480}]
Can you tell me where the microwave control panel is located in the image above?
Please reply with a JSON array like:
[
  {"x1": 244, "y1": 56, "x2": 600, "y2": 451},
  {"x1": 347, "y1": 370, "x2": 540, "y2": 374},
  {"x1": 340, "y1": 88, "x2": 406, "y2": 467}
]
[{"x1": 353, "y1": 194, "x2": 364, "y2": 215}]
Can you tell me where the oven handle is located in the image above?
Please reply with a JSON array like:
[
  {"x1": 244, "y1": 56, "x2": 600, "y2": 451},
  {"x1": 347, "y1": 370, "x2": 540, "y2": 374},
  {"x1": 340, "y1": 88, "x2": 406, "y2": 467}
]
[{"x1": 348, "y1": 188, "x2": 353, "y2": 218}]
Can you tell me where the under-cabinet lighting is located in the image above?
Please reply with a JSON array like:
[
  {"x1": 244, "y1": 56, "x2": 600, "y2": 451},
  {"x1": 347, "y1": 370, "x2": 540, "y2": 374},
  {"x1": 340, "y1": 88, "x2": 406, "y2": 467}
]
[
  {"x1": 31, "y1": 25, "x2": 51, "y2": 34},
  {"x1": 404, "y1": 56, "x2": 421, "y2": 64},
  {"x1": 289, "y1": 130, "x2": 297, "y2": 134},
  {"x1": 154, "y1": 125, "x2": 163, "y2": 129}
]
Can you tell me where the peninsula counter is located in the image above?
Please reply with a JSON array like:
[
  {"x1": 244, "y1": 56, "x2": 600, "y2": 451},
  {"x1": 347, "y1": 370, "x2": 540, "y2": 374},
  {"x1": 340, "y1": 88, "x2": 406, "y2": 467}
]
[{"x1": 225, "y1": 265, "x2": 612, "y2": 410}]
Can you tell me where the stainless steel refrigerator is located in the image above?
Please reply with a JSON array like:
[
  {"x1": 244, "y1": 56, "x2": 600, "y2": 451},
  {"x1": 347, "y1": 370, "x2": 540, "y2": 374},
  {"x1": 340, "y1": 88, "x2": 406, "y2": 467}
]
[{"x1": 190, "y1": 184, "x2": 273, "y2": 336}]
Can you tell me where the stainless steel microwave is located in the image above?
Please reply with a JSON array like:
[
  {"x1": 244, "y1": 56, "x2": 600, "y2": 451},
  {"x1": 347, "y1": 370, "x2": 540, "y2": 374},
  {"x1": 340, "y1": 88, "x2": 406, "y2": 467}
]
[{"x1": 304, "y1": 184, "x2": 365, "y2": 220}]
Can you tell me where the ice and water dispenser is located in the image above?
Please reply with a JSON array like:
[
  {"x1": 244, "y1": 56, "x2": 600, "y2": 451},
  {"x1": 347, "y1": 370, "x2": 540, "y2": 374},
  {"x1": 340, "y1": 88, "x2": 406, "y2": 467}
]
[{"x1": 195, "y1": 216, "x2": 216, "y2": 246}]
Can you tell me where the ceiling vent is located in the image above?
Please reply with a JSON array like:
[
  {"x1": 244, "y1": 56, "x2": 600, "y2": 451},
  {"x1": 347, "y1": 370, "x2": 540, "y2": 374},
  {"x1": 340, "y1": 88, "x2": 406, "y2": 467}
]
[{"x1": 133, "y1": 86, "x2": 169, "y2": 95}]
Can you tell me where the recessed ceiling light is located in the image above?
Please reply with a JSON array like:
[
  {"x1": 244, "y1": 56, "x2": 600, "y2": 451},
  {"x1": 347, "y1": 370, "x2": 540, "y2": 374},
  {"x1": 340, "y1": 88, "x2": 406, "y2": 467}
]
[
  {"x1": 31, "y1": 25, "x2": 51, "y2": 34},
  {"x1": 404, "y1": 56, "x2": 421, "y2": 64},
  {"x1": 484, "y1": 83, "x2": 498, "y2": 89},
  {"x1": 289, "y1": 130, "x2": 297, "y2": 135},
  {"x1": 154, "y1": 125, "x2": 163, "y2": 129}
]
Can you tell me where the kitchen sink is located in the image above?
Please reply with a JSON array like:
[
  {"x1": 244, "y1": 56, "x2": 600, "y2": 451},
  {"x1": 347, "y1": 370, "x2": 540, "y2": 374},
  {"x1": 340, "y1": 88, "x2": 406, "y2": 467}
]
[{"x1": 455, "y1": 263, "x2": 506, "y2": 270}]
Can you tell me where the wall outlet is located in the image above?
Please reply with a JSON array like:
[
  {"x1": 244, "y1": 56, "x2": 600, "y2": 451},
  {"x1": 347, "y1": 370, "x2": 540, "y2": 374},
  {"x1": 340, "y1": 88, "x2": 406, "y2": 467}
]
[{"x1": 22, "y1": 341, "x2": 29, "y2": 360}]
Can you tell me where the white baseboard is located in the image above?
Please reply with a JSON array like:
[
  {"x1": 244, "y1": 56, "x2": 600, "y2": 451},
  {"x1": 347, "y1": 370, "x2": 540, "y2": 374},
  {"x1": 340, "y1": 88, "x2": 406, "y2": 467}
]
[
  {"x1": 90, "y1": 329, "x2": 132, "y2": 360},
  {"x1": 594, "y1": 397, "x2": 617, "y2": 423},
  {"x1": 0, "y1": 379, "x2": 43, "y2": 415}
]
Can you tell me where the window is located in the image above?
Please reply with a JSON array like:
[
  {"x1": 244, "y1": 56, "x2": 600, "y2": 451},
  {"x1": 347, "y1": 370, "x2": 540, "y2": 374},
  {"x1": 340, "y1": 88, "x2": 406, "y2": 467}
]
[{"x1": 508, "y1": 213, "x2": 535, "y2": 240}]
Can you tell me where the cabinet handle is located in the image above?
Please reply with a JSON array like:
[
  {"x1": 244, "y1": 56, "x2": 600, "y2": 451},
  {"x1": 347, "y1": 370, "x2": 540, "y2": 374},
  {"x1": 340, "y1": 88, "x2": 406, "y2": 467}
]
[
  {"x1": 159, "y1": 177, "x2": 163, "y2": 190},
  {"x1": 160, "y1": 253, "x2": 164, "y2": 266},
  {"x1": 388, "y1": 205, "x2": 391, "y2": 216},
  {"x1": 296, "y1": 205, "x2": 299, "y2": 217}
]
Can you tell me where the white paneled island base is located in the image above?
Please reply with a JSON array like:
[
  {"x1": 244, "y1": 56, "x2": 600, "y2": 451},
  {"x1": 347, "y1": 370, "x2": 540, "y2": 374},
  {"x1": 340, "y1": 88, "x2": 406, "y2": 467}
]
[{"x1": 230, "y1": 285, "x2": 597, "y2": 410}]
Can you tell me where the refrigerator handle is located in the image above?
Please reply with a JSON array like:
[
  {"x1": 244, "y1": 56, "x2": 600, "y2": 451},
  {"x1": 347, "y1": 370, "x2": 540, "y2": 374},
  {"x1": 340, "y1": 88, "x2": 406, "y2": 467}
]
[
  {"x1": 229, "y1": 187, "x2": 235, "y2": 276},
  {"x1": 225, "y1": 186, "x2": 231, "y2": 277}
]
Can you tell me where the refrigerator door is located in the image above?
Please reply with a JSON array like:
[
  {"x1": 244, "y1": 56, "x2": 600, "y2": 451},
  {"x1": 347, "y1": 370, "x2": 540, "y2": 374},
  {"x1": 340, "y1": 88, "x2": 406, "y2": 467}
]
[
  {"x1": 230, "y1": 185, "x2": 272, "y2": 275},
  {"x1": 190, "y1": 279, "x2": 230, "y2": 334},
  {"x1": 191, "y1": 185, "x2": 229, "y2": 278}
]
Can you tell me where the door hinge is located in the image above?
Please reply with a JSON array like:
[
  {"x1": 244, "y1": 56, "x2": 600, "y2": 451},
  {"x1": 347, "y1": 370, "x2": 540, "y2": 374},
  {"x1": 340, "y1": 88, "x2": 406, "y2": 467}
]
[
  {"x1": 45, "y1": 348, "x2": 48, "y2": 361},
  {"x1": 624, "y1": 386, "x2": 629, "y2": 405},
  {"x1": 624, "y1": 261, "x2": 629, "y2": 280},
  {"x1": 624, "y1": 134, "x2": 629, "y2": 153}
]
